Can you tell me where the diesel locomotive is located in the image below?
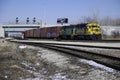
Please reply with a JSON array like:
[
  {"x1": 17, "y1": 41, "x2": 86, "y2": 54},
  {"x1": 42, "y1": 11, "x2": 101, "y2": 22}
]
[{"x1": 23, "y1": 22, "x2": 102, "y2": 40}]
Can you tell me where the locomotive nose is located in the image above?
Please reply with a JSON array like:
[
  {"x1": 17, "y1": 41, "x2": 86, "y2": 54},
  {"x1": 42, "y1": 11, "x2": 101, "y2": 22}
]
[{"x1": 95, "y1": 28, "x2": 99, "y2": 32}]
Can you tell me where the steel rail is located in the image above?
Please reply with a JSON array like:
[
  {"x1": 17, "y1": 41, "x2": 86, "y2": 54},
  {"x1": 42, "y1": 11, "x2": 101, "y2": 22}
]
[{"x1": 39, "y1": 42, "x2": 120, "y2": 50}]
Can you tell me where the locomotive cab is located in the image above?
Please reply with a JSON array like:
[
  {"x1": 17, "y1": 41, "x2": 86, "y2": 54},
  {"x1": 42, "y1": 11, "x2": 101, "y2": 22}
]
[{"x1": 87, "y1": 22, "x2": 102, "y2": 40}]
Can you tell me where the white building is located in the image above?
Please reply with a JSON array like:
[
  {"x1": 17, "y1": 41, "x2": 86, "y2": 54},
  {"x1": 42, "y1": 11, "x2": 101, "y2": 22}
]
[
  {"x1": 101, "y1": 26, "x2": 120, "y2": 36},
  {"x1": 0, "y1": 25, "x2": 5, "y2": 38}
]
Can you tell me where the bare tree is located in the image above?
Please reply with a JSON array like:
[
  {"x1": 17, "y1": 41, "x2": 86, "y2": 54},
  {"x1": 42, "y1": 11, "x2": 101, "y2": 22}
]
[
  {"x1": 91, "y1": 9, "x2": 99, "y2": 23},
  {"x1": 80, "y1": 10, "x2": 99, "y2": 23},
  {"x1": 99, "y1": 16, "x2": 120, "y2": 26}
]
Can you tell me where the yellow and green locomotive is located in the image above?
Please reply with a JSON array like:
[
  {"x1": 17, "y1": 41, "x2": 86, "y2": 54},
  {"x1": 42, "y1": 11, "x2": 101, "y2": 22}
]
[{"x1": 59, "y1": 22, "x2": 102, "y2": 40}]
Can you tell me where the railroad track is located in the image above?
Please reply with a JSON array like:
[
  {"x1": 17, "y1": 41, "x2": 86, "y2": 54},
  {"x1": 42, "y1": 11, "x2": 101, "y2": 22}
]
[
  {"x1": 60, "y1": 39, "x2": 120, "y2": 43},
  {"x1": 11, "y1": 40, "x2": 120, "y2": 71},
  {"x1": 28, "y1": 39, "x2": 120, "y2": 43}
]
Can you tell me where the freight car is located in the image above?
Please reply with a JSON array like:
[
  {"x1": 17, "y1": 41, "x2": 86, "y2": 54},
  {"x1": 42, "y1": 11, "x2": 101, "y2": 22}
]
[
  {"x1": 23, "y1": 22, "x2": 102, "y2": 40},
  {"x1": 23, "y1": 26, "x2": 63, "y2": 39}
]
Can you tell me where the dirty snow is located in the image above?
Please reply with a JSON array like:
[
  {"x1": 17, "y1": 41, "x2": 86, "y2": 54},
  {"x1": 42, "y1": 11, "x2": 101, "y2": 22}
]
[
  {"x1": 21, "y1": 61, "x2": 68, "y2": 80},
  {"x1": 38, "y1": 49, "x2": 80, "y2": 69},
  {"x1": 79, "y1": 59, "x2": 120, "y2": 74}
]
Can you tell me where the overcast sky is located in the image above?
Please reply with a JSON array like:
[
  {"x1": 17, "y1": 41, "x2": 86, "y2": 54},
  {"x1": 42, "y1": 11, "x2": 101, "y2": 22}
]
[{"x1": 0, "y1": 0, "x2": 120, "y2": 24}]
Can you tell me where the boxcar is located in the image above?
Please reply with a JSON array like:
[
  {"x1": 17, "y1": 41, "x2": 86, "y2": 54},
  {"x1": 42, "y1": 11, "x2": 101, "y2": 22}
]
[
  {"x1": 40, "y1": 28, "x2": 46, "y2": 38},
  {"x1": 45, "y1": 26, "x2": 62, "y2": 39},
  {"x1": 29, "y1": 29, "x2": 34, "y2": 38},
  {"x1": 25, "y1": 31, "x2": 28, "y2": 38},
  {"x1": 33, "y1": 29, "x2": 40, "y2": 38}
]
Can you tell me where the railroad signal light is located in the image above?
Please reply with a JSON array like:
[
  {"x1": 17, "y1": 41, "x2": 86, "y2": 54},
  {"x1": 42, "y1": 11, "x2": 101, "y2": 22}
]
[
  {"x1": 16, "y1": 17, "x2": 19, "y2": 24},
  {"x1": 26, "y1": 17, "x2": 29, "y2": 24},
  {"x1": 33, "y1": 17, "x2": 36, "y2": 24}
]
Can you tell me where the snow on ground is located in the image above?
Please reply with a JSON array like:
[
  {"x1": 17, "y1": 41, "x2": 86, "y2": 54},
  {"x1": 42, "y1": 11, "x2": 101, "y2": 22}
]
[
  {"x1": 79, "y1": 59, "x2": 120, "y2": 74},
  {"x1": 19, "y1": 45, "x2": 27, "y2": 49},
  {"x1": 21, "y1": 61, "x2": 69, "y2": 80},
  {"x1": 19, "y1": 45, "x2": 39, "y2": 49}
]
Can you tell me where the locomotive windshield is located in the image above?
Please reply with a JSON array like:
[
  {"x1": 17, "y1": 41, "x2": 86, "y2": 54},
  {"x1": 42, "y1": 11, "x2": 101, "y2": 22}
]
[
  {"x1": 87, "y1": 23, "x2": 100, "y2": 28},
  {"x1": 92, "y1": 26, "x2": 97, "y2": 28}
]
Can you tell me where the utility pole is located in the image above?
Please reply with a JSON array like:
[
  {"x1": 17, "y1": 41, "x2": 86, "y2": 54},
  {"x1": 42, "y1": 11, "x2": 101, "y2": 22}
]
[{"x1": 40, "y1": 20, "x2": 42, "y2": 28}]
